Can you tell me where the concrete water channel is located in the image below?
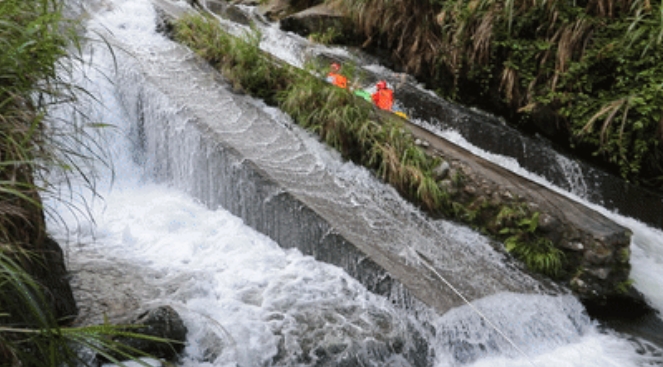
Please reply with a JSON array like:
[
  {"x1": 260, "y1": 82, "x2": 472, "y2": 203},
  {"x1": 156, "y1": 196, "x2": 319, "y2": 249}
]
[{"x1": 134, "y1": 0, "x2": 641, "y2": 315}]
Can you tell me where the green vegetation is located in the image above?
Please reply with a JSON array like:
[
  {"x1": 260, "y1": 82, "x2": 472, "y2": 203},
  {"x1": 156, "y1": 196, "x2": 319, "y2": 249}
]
[
  {"x1": 0, "y1": 0, "x2": 175, "y2": 365},
  {"x1": 172, "y1": 13, "x2": 564, "y2": 277},
  {"x1": 330, "y1": 0, "x2": 663, "y2": 192},
  {"x1": 616, "y1": 278, "x2": 635, "y2": 294},
  {"x1": 329, "y1": 0, "x2": 441, "y2": 75},
  {"x1": 308, "y1": 27, "x2": 342, "y2": 45},
  {"x1": 499, "y1": 211, "x2": 563, "y2": 276}
]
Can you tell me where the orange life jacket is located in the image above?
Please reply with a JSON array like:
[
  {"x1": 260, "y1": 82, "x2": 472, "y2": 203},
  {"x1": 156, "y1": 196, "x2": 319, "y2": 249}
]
[
  {"x1": 371, "y1": 89, "x2": 394, "y2": 111},
  {"x1": 327, "y1": 72, "x2": 347, "y2": 89}
]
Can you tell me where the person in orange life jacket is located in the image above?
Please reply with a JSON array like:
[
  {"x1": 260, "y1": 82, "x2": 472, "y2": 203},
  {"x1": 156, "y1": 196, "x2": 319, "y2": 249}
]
[
  {"x1": 371, "y1": 80, "x2": 394, "y2": 111},
  {"x1": 326, "y1": 62, "x2": 348, "y2": 89}
]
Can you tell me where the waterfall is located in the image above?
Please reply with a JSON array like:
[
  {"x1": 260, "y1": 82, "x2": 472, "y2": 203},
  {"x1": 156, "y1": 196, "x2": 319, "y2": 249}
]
[{"x1": 43, "y1": 0, "x2": 663, "y2": 366}]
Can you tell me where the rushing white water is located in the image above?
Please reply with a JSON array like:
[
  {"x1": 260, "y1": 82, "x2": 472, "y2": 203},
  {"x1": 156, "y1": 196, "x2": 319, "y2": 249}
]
[{"x1": 44, "y1": 0, "x2": 663, "y2": 366}]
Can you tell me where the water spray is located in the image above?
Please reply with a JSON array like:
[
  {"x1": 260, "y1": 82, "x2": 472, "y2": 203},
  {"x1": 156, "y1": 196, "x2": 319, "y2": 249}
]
[{"x1": 408, "y1": 247, "x2": 539, "y2": 367}]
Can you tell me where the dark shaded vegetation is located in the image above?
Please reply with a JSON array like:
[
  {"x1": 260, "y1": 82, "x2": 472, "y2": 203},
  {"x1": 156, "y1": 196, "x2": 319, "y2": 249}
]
[{"x1": 330, "y1": 0, "x2": 663, "y2": 193}]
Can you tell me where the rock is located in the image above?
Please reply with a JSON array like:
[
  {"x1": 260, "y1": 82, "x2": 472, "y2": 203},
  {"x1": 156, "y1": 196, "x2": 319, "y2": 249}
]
[
  {"x1": 205, "y1": 0, "x2": 226, "y2": 16},
  {"x1": 0, "y1": 235, "x2": 77, "y2": 338},
  {"x1": 226, "y1": 5, "x2": 251, "y2": 25},
  {"x1": 279, "y1": 4, "x2": 362, "y2": 45},
  {"x1": 112, "y1": 306, "x2": 188, "y2": 362},
  {"x1": 196, "y1": 329, "x2": 226, "y2": 362},
  {"x1": 438, "y1": 179, "x2": 457, "y2": 195},
  {"x1": 560, "y1": 241, "x2": 584, "y2": 251},
  {"x1": 584, "y1": 244, "x2": 613, "y2": 265},
  {"x1": 432, "y1": 160, "x2": 450, "y2": 180},
  {"x1": 489, "y1": 191, "x2": 501, "y2": 204},
  {"x1": 536, "y1": 213, "x2": 559, "y2": 233},
  {"x1": 203, "y1": 1, "x2": 251, "y2": 25},
  {"x1": 587, "y1": 267, "x2": 611, "y2": 280},
  {"x1": 501, "y1": 190, "x2": 513, "y2": 200},
  {"x1": 256, "y1": 0, "x2": 294, "y2": 21},
  {"x1": 20, "y1": 236, "x2": 78, "y2": 325},
  {"x1": 40, "y1": 236, "x2": 79, "y2": 324}
]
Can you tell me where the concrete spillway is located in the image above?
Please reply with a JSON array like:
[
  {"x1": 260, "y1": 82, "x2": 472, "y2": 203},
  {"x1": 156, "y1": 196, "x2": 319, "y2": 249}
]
[{"x1": 106, "y1": 9, "x2": 553, "y2": 319}]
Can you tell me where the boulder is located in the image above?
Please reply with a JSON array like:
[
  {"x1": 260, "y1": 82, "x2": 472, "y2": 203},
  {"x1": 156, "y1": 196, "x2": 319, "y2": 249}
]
[
  {"x1": 204, "y1": 0, "x2": 251, "y2": 25},
  {"x1": 204, "y1": 0, "x2": 226, "y2": 16},
  {"x1": 32, "y1": 236, "x2": 79, "y2": 324},
  {"x1": 256, "y1": 0, "x2": 295, "y2": 21},
  {"x1": 280, "y1": 4, "x2": 361, "y2": 45},
  {"x1": 226, "y1": 5, "x2": 251, "y2": 25},
  {"x1": 110, "y1": 306, "x2": 188, "y2": 362},
  {"x1": 1, "y1": 235, "x2": 78, "y2": 327}
]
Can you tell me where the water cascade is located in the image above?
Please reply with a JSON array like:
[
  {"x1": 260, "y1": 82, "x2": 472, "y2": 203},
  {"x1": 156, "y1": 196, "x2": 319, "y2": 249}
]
[{"x1": 44, "y1": 0, "x2": 663, "y2": 366}]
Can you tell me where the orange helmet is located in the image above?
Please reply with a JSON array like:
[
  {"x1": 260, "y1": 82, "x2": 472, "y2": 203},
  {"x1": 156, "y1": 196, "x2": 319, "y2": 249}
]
[
  {"x1": 330, "y1": 62, "x2": 341, "y2": 72},
  {"x1": 376, "y1": 80, "x2": 387, "y2": 90}
]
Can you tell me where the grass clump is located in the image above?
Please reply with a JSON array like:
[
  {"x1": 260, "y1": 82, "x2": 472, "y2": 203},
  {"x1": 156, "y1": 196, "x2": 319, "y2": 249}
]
[
  {"x1": 172, "y1": 16, "x2": 290, "y2": 104},
  {"x1": 0, "y1": 0, "x2": 178, "y2": 365},
  {"x1": 308, "y1": 28, "x2": 342, "y2": 44}
]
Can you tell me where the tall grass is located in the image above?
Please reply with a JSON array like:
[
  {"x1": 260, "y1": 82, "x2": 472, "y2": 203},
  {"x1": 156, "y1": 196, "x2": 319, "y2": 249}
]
[
  {"x1": 328, "y1": 0, "x2": 442, "y2": 75},
  {"x1": 0, "y1": 0, "x2": 176, "y2": 365},
  {"x1": 427, "y1": 0, "x2": 663, "y2": 189}
]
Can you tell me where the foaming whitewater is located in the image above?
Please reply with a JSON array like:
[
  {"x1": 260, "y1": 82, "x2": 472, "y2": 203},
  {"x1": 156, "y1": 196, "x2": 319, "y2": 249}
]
[{"x1": 43, "y1": 0, "x2": 663, "y2": 366}]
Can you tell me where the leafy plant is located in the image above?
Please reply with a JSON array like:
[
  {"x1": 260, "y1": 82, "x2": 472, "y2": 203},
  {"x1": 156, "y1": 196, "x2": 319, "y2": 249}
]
[
  {"x1": 505, "y1": 236, "x2": 564, "y2": 277},
  {"x1": 500, "y1": 212, "x2": 564, "y2": 277}
]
